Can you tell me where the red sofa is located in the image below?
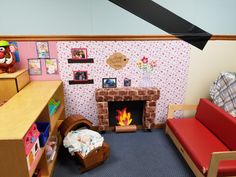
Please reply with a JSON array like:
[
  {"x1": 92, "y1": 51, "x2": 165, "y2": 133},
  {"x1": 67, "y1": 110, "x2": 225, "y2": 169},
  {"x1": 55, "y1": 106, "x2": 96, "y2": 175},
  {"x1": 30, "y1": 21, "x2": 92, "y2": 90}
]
[{"x1": 166, "y1": 98, "x2": 236, "y2": 177}]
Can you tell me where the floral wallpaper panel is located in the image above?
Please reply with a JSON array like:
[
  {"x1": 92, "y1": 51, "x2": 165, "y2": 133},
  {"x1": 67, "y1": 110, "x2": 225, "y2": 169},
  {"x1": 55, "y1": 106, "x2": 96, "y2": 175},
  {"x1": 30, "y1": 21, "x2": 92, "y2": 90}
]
[{"x1": 57, "y1": 41, "x2": 190, "y2": 125}]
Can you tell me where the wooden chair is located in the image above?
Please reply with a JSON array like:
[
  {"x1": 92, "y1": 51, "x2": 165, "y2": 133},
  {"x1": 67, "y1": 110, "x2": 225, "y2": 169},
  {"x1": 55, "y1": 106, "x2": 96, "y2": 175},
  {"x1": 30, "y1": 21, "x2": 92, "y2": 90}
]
[{"x1": 59, "y1": 114, "x2": 110, "y2": 173}]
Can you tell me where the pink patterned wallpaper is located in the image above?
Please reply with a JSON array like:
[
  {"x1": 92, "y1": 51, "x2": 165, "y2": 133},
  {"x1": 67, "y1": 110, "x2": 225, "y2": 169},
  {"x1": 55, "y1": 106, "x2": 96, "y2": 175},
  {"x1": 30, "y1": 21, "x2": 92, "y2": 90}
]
[{"x1": 57, "y1": 41, "x2": 191, "y2": 124}]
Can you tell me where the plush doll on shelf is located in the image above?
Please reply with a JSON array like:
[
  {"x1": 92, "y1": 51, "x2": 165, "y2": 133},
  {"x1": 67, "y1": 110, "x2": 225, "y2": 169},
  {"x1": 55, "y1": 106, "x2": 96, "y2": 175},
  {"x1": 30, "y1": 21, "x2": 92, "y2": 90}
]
[{"x1": 0, "y1": 40, "x2": 16, "y2": 73}]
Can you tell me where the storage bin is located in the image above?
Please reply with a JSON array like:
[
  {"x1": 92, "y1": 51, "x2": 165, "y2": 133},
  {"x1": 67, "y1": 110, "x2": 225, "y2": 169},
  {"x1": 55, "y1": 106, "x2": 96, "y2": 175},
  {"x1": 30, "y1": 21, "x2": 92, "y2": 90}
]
[
  {"x1": 36, "y1": 122, "x2": 50, "y2": 147},
  {"x1": 48, "y1": 98, "x2": 61, "y2": 117}
]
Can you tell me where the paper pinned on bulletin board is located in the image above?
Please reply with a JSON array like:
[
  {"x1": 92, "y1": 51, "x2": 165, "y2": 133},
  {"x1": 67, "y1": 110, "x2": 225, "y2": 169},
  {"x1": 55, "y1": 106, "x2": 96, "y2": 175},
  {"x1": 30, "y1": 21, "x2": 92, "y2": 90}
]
[
  {"x1": 9, "y1": 42, "x2": 20, "y2": 62},
  {"x1": 106, "y1": 52, "x2": 129, "y2": 70}
]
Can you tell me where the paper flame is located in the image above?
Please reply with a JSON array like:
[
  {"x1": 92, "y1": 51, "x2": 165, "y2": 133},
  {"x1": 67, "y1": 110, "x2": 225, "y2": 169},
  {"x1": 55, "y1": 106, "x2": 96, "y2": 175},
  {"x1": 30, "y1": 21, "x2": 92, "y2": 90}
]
[{"x1": 116, "y1": 107, "x2": 132, "y2": 126}]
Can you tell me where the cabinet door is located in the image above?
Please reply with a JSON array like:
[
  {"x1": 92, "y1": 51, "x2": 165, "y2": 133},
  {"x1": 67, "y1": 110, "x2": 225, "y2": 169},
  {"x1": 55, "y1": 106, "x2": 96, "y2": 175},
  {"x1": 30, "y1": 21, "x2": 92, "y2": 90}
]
[{"x1": 0, "y1": 140, "x2": 29, "y2": 177}]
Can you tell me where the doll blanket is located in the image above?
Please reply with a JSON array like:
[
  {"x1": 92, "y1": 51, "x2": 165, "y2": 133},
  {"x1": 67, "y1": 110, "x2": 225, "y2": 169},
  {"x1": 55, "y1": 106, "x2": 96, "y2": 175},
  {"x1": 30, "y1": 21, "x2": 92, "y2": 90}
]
[{"x1": 63, "y1": 129, "x2": 104, "y2": 157}]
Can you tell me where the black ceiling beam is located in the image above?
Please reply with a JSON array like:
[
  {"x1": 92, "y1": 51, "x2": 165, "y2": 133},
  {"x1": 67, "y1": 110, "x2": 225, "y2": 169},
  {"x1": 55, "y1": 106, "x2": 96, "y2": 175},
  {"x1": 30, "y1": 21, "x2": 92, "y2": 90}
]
[{"x1": 109, "y1": 0, "x2": 212, "y2": 50}]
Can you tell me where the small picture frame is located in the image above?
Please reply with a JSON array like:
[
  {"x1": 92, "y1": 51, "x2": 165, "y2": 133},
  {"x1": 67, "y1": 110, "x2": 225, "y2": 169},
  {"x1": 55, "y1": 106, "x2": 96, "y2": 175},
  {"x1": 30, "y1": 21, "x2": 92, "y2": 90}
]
[
  {"x1": 71, "y1": 48, "x2": 87, "y2": 59},
  {"x1": 73, "y1": 70, "x2": 88, "y2": 81},
  {"x1": 36, "y1": 42, "x2": 50, "y2": 58},
  {"x1": 45, "y1": 59, "x2": 58, "y2": 75},
  {"x1": 124, "y1": 78, "x2": 131, "y2": 87},
  {"x1": 28, "y1": 59, "x2": 42, "y2": 75},
  {"x1": 102, "y1": 78, "x2": 117, "y2": 88}
]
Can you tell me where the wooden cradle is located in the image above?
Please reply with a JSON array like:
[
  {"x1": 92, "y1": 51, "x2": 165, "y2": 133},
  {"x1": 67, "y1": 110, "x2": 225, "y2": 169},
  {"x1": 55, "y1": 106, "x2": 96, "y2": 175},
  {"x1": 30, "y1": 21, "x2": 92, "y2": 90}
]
[{"x1": 59, "y1": 114, "x2": 110, "y2": 173}]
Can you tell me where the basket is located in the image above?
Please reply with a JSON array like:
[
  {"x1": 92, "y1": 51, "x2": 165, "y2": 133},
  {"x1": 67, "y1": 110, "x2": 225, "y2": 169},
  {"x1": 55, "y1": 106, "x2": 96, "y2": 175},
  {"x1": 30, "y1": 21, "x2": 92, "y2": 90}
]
[{"x1": 36, "y1": 122, "x2": 50, "y2": 147}]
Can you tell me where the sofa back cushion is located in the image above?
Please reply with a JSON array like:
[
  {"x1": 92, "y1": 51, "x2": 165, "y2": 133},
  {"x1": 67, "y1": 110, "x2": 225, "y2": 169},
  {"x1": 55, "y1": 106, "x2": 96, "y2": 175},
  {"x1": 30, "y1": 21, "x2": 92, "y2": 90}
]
[{"x1": 195, "y1": 98, "x2": 236, "y2": 150}]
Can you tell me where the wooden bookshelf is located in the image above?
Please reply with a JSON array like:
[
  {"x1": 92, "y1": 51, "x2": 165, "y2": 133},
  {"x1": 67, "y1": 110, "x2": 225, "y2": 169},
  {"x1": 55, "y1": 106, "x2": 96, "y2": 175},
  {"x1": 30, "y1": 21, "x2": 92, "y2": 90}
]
[{"x1": 0, "y1": 81, "x2": 65, "y2": 177}]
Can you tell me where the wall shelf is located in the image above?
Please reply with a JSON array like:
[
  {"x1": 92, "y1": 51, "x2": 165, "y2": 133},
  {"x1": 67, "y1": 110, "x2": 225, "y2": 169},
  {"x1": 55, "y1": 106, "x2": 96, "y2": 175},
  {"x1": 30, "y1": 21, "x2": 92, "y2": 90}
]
[
  {"x1": 69, "y1": 79, "x2": 94, "y2": 85},
  {"x1": 67, "y1": 58, "x2": 94, "y2": 63}
]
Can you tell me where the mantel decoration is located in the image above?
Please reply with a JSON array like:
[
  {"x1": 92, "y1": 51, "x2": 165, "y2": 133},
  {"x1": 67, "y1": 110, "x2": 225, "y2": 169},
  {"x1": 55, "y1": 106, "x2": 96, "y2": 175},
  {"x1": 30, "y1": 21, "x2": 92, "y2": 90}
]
[{"x1": 136, "y1": 56, "x2": 157, "y2": 87}]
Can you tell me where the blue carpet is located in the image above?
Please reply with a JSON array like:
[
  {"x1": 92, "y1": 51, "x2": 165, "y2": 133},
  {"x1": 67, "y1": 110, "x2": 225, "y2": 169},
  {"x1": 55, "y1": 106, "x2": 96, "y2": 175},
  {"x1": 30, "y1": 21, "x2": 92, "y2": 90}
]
[{"x1": 52, "y1": 129, "x2": 194, "y2": 177}]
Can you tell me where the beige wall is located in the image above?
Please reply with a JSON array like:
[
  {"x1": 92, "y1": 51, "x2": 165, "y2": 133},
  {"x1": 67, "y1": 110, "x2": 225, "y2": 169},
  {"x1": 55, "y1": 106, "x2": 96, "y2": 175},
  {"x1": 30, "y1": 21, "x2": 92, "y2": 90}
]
[{"x1": 185, "y1": 41, "x2": 236, "y2": 104}]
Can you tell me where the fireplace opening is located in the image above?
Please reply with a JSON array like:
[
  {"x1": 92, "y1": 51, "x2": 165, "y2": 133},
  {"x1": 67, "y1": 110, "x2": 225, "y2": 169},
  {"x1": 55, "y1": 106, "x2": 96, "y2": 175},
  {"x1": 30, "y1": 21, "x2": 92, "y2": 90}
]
[
  {"x1": 96, "y1": 87, "x2": 159, "y2": 131},
  {"x1": 108, "y1": 101, "x2": 144, "y2": 127}
]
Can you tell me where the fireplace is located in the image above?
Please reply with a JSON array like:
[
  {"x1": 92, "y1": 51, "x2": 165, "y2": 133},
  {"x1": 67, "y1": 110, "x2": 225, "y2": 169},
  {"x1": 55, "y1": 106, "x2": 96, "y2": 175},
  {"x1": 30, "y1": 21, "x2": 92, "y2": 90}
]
[{"x1": 95, "y1": 87, "x2": 160, "y2": 131}]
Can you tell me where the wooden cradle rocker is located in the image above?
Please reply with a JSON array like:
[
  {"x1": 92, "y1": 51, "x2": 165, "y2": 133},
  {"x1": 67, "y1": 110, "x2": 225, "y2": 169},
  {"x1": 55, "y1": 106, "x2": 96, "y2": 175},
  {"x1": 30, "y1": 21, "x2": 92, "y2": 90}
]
[{"x1": 59, "y1": 114, "x2": 110, "y2": 173}]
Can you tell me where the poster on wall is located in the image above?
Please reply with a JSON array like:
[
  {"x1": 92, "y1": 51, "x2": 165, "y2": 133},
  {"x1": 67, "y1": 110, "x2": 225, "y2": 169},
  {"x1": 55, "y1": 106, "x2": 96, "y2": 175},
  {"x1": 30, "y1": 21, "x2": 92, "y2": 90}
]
[
  {"x1": 36, "y1": 42, "x2": 50, "y2": 58},
  {"x1": 45, "y1": 59, "x2": 58, "y2": 75},
  {"x1": 28, "y1": 59, "x2": 42, "y2": 75},
  {"x1": 9, "y1": 42, "x2": 20, "y2": 62}
]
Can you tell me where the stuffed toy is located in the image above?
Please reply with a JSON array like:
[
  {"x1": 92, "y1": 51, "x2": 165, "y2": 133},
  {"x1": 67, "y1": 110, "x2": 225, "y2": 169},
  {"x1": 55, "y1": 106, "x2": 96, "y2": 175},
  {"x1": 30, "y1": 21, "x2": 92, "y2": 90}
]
[{"x1": 0, "y1": 40, "x2": 16, "y2": 73}]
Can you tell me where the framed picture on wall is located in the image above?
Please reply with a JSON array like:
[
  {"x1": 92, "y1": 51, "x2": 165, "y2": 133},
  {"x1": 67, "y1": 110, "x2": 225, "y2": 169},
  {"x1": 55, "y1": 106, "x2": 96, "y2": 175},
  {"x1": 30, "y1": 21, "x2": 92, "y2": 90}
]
[
  {"x1": 102, "y1": 78, "x2": 117, "y2": 88},
  {"x1": 28, "y1": 58, "x2": 42, "y2": 75},
  {"x1": 73, "y1": 70, "x2": 88, "y2": 81},
  {"x1": 124, "y1": 78, "x2": 131, "y2": 87},
  {"x1": 45, "y1": 59, "x2": 58, "y2": 75},
  {"x1": 36, "y1": 41, "x2": 50, "y2": 58},
  {"x1": 71, "y1": 48, "x2": 87, "y2": 59}
]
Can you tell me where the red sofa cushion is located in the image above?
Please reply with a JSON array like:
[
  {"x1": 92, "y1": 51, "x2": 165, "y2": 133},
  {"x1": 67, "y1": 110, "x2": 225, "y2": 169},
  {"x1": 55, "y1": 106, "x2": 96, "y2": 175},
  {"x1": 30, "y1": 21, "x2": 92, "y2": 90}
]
[
  {"x1": 167, "y1": 118, "x2": 236, "y2": 176},
  {"x1": 195, "y1": 98, "x2": 236, "y2": 150}
]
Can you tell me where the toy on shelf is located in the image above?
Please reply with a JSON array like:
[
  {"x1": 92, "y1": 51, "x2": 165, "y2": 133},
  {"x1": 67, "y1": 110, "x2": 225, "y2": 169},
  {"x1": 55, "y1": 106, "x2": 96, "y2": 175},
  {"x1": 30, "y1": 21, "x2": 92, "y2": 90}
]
[
  {"x1": 48, "y1": 98, "x2": 61, "y2": 117},
  {"x1": 23, "y1": 123, "x2": 41, "y2": 170},
  {"x1": 0, "y1": 40, "x2": 16, "y2": 74},
  {"x1": 45, "y1": 135, "x2": 58, "y2": 163}
]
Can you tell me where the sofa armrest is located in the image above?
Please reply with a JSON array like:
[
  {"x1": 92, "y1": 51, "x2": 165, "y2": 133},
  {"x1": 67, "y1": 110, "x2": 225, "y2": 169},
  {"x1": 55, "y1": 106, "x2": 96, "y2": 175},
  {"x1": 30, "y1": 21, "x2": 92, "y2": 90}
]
[
  {"x1": 207, "y1": 151, "x2": 236, "y2": 177},
  {"x1": 167, "y1": 104, "x2": 197, "y2": 119}
]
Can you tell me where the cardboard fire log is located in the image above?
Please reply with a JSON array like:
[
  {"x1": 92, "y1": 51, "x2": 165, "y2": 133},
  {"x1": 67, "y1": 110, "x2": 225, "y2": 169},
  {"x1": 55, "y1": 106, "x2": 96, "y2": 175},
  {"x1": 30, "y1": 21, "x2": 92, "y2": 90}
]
[{"x1": 115, "y1": 125, "x2": 137, "y2": 133}]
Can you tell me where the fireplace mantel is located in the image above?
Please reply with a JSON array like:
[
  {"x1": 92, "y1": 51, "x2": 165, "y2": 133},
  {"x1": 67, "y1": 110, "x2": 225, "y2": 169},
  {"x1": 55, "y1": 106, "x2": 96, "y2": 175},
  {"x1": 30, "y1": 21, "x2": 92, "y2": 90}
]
[{"x1": 95, "y1": 87, "x2": 160, "y2": 131}]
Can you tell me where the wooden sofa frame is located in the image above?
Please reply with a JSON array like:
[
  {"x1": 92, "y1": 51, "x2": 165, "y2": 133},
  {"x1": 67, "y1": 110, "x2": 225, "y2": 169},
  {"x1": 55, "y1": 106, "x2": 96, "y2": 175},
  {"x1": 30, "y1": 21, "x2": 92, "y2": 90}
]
[{"x1": 165, "y1": 104, "x2": 236, "y2": 177}]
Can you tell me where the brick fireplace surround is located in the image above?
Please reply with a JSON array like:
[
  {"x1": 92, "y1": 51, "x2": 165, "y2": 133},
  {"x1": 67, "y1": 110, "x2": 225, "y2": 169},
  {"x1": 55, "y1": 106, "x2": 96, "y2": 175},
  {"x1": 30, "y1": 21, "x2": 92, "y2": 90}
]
[{"x1": 95, "y1": 87, "x2": 160, "y2": 131}]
